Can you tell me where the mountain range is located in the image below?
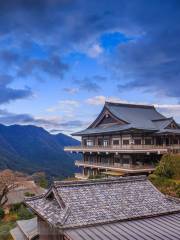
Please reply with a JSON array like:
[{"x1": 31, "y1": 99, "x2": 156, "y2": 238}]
[{"x1": 0, "y1": 124, "x2": 80, "y2": 178}]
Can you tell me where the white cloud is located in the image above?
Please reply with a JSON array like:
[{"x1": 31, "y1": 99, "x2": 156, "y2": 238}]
[
  {"x1": 87, "y1": 44, "x2": 103, "y2": 58},
  {"x1": 47, "y1": 100, "x2": 80, "y2": 113},
  {"x1": 154, "y1": 104, "x2": 180, "y2": 110},
  {"x1": 86, "y1": 96, "x2": 106, "y2": 105},
  {"x1": 107, "y1": 97, "x2": 128, "y2": 104},
  {"x1": 155, "y1": 104, "x2": 180, "y2": 119},
  {"x1": 86, "y1": 95, "x2": 128, "y2": 105}
]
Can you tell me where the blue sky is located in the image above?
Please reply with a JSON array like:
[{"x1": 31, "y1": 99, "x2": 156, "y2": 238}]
[{"x1": 0, "y1": 0, "x2": 180, "y2": 135}]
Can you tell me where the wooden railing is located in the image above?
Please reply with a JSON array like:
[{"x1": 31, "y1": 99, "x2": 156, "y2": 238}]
[
  {"x1": 66, "y1": 144, "x2": 163, "y2": 149},
  {"x1": 75, "y1": 160, "x2": 156, "y2": 172},
  {"x1": 65, "y1": 144, "x2": 180, "y2": 152}
]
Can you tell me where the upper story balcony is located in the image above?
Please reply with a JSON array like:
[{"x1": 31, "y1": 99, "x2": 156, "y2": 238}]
[
  {"x1": 75, "y1": 160, "x2": 156, "y2": 173},
  {"x1": 64, "y1": 144, "x2": 180, "y2": 154}
]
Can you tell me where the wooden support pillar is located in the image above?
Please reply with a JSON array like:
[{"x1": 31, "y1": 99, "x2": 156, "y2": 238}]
[
  {"x1": 154, "y1": 136, "x2": 156, "y2": 145},
  {"x1": 162, "y1": 136, "x2": 166, "y2": 146}
]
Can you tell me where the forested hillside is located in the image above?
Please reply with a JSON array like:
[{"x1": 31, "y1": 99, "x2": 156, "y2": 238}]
[{"x1": 0, "y1": 124, "x2": 80, "y2": 178}]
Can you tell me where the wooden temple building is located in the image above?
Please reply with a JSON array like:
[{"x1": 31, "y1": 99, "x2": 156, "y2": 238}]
[
  {"x1": 25, "y1": 176, "x2": 180, "y2": 240},
  {"x1": 65, "y1": 102, "x2": 180, "y2": 179}
]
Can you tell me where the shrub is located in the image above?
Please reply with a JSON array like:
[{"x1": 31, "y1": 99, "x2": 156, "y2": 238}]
[
  {"x1": 17, "y1": 205, "x2": 34, "y2": 220},
  {"x1": 24, "y1": 192, "x2": 35, "y2": 197},
  {"x1": 0, "y1": 221, "x2": 15, "y2": 240},
  {"x1": 38, "y1": 176, "x2": 48, "y2": 189},
  {"x1": 10, "y1": 203, "x2": 22, "y2": 213},
  {"x1": 154, "y1": 154, "x2": 175, "y2": 178},
  {"x1": 0, "y1": 208, "x2": 5, "y2": 220},
  {"x1": 149, "y1": 153, "x2": 180, "y2": 198},
  {"x1": 175, "y1": 184, "x2": 180, "y2": 198}
]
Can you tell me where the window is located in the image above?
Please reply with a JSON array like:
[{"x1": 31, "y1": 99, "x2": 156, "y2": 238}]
[
  {"x1": 87, "y1": 140, "x2": 94, "y2": 146},
  {"x1": 113, "y1": 139, "x2": 120, "y2": 145},
  {"x1": 122, "y1": 159, "x2": 130, "y2": 164},
  {"x1": 145, "y1": 138, "x2": 152, "y2": 145},
  {"x1": 103, "y1": 140, "x2": 109, "y2": 146},
  {"x1": 123, "y1": 139, "x2": 129, "y2": 145},
  {"x1": 134, "y1": 139, "x2": 142, "y2": 145}
]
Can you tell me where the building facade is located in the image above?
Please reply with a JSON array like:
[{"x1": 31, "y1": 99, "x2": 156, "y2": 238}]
[{"x1": 65, "y1": 102, "x2": 180, "y2": 179}]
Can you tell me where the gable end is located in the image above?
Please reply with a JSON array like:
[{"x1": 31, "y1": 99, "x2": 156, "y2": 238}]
[
  {"x1": 166, "y1": 120, "x2": 180, "y2": 129},
  {"x1": 89, "y1": 107, "x2": 128, "y2": 129}
]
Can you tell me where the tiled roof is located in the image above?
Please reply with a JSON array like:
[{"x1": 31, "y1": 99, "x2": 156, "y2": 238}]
[
  {"x1": 152, "y1": 118, "x2": 173, "y2": 130},
  {"x1": 156, "y1": 129, "x2": 180, "y2": 134},
  {"x1": 25, "y1": 176, "x2": 180, "y2": 229},
  {"x1": 10, "y1": 217, "x2": 38, "y2": 240},
  {"x1": 65, "y1": 212, "x2": 180, "y2": 240},
  {"x1": 73, "y1": 102, "x2": 180, "y2": 135},
  {"x1": 17, "y1": 217, "x2": 38, "y2": 239},
  {"x1": 106, "y1": 102, "x2": 165, "y2": 129},
  {"x1": 10, "y1": 227, "x2": 25, "y2": 240},
  {"x1": 73, "y1": 124, "x2": 157, "y2": 136}
]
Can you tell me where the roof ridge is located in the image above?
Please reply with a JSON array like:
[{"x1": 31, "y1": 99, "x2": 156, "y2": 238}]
[
  {"x1": 25, "y1": 193, "x2": 45, "y2": 201},
  {"x1": 54, "y1": 175, "x2": 147, "y2": 187},
  {"x1": 152, "y1": 117, "x2": 173, "y2": 122},
  {"x1": 105, "y1": 101, "x2": 155, "y2": 109}
]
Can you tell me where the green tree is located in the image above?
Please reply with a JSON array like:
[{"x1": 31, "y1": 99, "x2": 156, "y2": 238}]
[
  {"x1": 38, "y1": 176, "x2": 48, "y2": 188},
  {"x1": 33, "y1": 172, "x2": 48, "y2": 189},
  {"x1": 154, "y1": 154, "x2": 175, "y2": 178}
]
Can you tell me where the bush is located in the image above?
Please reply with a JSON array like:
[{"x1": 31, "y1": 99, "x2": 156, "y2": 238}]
[
  {"x1": 0, "y1": 208, "x2": 5, "y2": 220},
  {"x1": 154, "y1": 154, "x2": 180, "y2": 179},
  {"x1": 175, "y1": 184, "x2": 180, "y2": 198},
  {"x1": 10, "y1": 203, "x2": 22, "y2": 213},
  {"x1": 0, "y1": 221, "x2": 15, "y2": 240},
  {"x1": 17, "y1": 205, "x2": 34, "y2": 220},
  {"x1": 38, "y1": 176, "x2": 48, "y2": 189},
  {"x1": 24, "y1": 192, "x2": 35, "y2": 197}
]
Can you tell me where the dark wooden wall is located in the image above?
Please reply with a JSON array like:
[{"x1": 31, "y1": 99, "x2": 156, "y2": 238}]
[{"x1": 38, "y1": 217, "x2": 63, "y2": 240}]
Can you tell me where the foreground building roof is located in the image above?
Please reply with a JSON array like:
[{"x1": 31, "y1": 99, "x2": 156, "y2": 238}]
[
  {"x1": 73, "y1": 102, "x2": 180, "y2": 135},
  {"x1": 25, "y1": 176, "x2": 180, "y2": 230},
  {"x1": 65, "y1": 212, "x2": 180, "y2": 240}
]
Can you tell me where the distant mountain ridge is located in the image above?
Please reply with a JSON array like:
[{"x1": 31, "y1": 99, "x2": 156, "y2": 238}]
[{"x1": 0, "y1": 124, "x2": 80, "y2": 178}]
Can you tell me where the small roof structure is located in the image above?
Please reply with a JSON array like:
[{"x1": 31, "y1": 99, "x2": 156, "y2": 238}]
[
  {"x1": 10, "y1": 217, "x2": 38, "y2": 240},
  {"x1": 10, "y1": 227, "x2": 25, "y2": 240},
  {"x1": 25, "y1": 176, "x2": 180, "y2": 230},
  {"x1": 72, "y1": 102, "x2": 180, "y2": 135}
]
